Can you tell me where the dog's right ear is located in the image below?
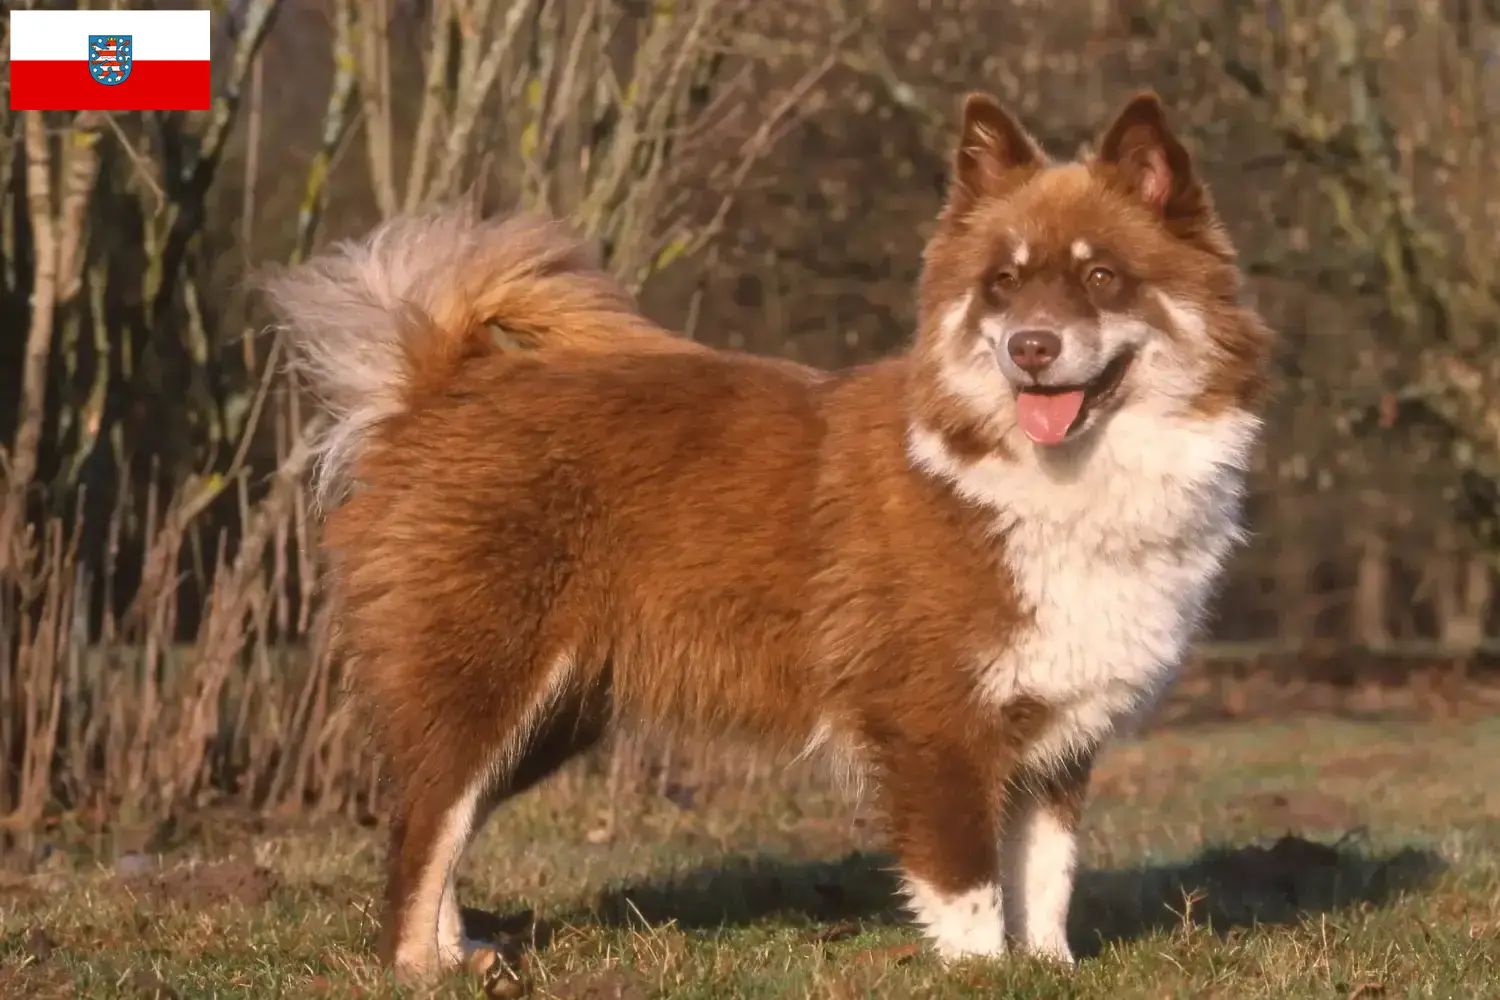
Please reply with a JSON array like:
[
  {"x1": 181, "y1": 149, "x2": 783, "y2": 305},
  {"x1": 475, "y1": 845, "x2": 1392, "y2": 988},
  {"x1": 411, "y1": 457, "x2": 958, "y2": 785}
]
[{"x1": 946, "y1": 93, "x2": 1046, "y2": 221}]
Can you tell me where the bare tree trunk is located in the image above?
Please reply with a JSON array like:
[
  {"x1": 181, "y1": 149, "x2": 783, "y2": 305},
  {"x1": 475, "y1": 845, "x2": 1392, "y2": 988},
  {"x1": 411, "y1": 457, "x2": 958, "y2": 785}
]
[
  {"x1": 1432, "y1": 523, "x2": 1493, "y2": 651},
  {"x1": 1274, "y1": 505, "x2": 1317, "y2": 645},
  {"x1": 0, "y1": 113, "x2": 59, "y2": 578},
  {"x1": 1352, "y1": 525, "x2": 1391, "y2": 650}
]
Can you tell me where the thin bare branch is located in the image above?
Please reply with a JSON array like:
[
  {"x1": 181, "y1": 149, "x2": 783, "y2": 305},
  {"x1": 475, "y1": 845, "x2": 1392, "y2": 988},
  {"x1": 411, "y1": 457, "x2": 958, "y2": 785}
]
[
  {"x1": 353, "y1": 0, "x2": 400, "y2": 218},
  {"x1": 403, "y1": 0, "x2": 456, "y2": 211},
  {"x1": 427, "y1": 0, "x2": 542, "y2": 203}
]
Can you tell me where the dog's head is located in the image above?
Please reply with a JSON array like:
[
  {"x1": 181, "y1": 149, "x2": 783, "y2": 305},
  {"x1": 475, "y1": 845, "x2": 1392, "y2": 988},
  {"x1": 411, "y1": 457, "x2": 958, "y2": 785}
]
[{"x1": 915, "y1": 92, "x2": 1271, "y2": 451}]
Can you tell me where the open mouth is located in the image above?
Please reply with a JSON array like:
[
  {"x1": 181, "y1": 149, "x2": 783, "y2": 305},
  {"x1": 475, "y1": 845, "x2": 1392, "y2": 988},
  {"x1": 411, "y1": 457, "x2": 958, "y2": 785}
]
[{"x1": 1013, "y1": 350, "x2": 1135, "y2": 446}]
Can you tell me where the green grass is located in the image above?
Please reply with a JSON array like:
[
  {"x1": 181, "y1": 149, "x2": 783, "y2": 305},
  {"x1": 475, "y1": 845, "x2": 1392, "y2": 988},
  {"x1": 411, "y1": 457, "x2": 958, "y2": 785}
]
[{"x1": 4, "y1": 715, "x2": 1500, "y2": 998}]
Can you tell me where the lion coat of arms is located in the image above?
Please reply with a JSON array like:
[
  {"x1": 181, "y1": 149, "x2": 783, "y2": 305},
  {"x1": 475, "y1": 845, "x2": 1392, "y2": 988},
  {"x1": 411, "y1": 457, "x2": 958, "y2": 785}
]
[{"x1": 88, "y1": 35, "x2": 132, "y2": 87}]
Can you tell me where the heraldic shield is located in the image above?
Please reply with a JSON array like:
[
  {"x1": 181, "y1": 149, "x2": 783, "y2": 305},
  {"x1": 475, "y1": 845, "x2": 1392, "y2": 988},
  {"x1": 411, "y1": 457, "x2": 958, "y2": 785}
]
[{"x1": 88, "y1": 35, "x2": 133, "y2": 87}]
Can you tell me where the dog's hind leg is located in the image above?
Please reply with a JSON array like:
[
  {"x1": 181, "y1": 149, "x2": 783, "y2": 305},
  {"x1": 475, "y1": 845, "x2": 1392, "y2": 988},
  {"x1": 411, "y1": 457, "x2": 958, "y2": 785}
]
[
  {"x1": 383, "y1": 756, "x2": 489, "y2": 977},
  {"x1": 434, "y1": 679, "x2": 612, "y2": 969},
  {"x1": 379, "y1": 654, "x2": 608, "y2": 980}
]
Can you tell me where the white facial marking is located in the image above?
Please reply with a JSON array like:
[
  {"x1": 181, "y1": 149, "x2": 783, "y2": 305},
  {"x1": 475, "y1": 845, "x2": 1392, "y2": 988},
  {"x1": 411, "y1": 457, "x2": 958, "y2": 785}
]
[
  {"x1": 983, "y1": 310, "x2": 1155, "y2": 392},
  {"x1": 902, "y1": 877, "x2": 1007, "y2": 962},
  {"x1": 1070, "y1": 239, "x2": 1092, "y2": 261},
  {"x1": 1153, "y1": 289, "x2": 1208, "y2": 339},
  {"x1": 936, "y1": 294, "x2": 1010, "y2": 427},
  {"x1": 944, "y1": 287, "x2": 1222, "y2": 426},
  {"x1": 1001, "y1": 805, "x2": 1078, "y2": 963},
  {"x1": 1012, "y1": 241, "x2": 1030, "y2": 267},
  {"x1": 955, "y1": 278, "x2": 1216, "y2": 396}
]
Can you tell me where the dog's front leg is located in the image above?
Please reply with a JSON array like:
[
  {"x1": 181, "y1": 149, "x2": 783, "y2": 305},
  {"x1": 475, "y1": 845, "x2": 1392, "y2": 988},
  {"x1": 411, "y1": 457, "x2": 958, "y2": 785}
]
[
  {"x1": 1000, "y1": 752, "x2": 1093, "y2": 964},
  {"x1": 872, "y1": 728, "x2": 1010, "y2": 962}
]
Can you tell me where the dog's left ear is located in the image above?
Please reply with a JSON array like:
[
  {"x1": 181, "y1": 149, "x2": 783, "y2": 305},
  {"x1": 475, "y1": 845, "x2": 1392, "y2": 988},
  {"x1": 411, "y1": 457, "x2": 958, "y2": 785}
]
[{"x1": 1096, "y1": 93, "x2": 1209, "y2": 224}]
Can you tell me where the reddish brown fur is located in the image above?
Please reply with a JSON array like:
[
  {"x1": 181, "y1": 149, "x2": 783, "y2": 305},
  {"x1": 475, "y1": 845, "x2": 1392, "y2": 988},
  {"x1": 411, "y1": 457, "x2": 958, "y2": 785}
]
[{"x1": 263, "y1": 91, "x2": 1274, "y2": 976}]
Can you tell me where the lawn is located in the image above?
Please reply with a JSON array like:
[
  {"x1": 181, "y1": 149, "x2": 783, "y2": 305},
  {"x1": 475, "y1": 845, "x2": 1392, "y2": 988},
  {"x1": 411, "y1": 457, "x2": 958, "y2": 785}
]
[{"x1": 3, "y1": 708, "x2": 1499, "y2": 998}]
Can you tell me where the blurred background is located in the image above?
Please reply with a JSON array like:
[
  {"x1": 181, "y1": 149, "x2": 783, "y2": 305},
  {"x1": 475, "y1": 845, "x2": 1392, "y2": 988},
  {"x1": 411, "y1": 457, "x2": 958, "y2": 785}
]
[{"x1": 2, "y1": 0, "x2": 1498, "y2": 831}]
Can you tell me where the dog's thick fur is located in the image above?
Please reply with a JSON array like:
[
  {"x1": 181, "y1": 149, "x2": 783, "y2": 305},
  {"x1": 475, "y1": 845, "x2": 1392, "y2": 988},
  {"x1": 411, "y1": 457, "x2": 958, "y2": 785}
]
[{"x1": 263, "y1": 92, "x2": 1273, "y2": 977}]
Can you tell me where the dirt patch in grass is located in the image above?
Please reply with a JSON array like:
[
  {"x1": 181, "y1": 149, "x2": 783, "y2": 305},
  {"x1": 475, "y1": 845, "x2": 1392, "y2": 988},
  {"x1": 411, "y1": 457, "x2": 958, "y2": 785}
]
[
  {"x1": 544, "y1": 967, "x2": 654, "y2": 1000},
  {"x1": 121, "y1": 857, "x2": 278, "y2": 909},
  {"x1": 0, "y1": 962, "x2": 74, "y2": 1000},
  {"x1": 25, "y1": 925, "x2": 59, "y2": 964},
  {"x1": 0, "y1": 924, "x2": 70, "y2": 1000},
  {"x1": 0, "y1": 871, "x2": 48, "y2": 905},
  {"x1": 128, "y1": 969, "x2": 183, "y2": 999}
]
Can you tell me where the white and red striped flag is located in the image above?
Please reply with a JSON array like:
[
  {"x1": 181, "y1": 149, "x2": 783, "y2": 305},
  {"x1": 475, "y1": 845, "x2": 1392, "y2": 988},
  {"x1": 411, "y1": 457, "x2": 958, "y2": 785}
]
[{"x1": 9, "y1": 9, "x2": 211, "y2": 112}]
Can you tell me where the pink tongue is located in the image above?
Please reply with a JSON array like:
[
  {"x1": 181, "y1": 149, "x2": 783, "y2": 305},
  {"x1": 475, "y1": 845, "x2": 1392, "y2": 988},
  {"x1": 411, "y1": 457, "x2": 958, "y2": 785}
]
[{"x1": 1016, "y1": 390, "x2": 1085, "y2": 446}]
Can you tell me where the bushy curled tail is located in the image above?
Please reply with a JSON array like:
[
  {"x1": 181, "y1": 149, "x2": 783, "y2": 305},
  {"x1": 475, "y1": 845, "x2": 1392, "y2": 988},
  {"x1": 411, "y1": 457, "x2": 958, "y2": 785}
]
[{"x1": 259, "y1": 204, "x2": 689, "y2": 506}]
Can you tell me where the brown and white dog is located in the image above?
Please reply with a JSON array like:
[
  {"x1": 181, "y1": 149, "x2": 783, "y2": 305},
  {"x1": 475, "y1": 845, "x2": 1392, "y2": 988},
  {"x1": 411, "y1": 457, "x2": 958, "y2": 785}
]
[{"x1": 263, "y1": 91, "x2": 1273, "y2": 978}]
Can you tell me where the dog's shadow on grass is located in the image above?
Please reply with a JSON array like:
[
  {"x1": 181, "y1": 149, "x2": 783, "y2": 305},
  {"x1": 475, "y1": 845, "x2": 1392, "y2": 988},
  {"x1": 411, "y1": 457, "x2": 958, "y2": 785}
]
[{"x1": 504, "y1": 833, "x2": 1445, "y2": 957}]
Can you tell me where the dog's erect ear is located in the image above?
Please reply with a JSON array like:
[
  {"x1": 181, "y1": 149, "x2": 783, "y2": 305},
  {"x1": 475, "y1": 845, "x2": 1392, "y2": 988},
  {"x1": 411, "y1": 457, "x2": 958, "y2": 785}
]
[
  {"x1": 946, "y1": 93, "x2": 1046, "y2": 219},
  {"x1": 1096, "y1": 92, "x2": 1209, "y2": 224}
]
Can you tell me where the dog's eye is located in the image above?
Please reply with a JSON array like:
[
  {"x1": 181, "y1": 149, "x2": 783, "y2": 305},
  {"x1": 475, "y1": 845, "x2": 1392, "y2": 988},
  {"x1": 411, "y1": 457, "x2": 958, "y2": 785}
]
[
  {"x1": 1086, "y1": 266, "x2": 1115, "y2": 289},
  {"x1": 992, "y1": 271, "x2": 1021, "y2": 294}
]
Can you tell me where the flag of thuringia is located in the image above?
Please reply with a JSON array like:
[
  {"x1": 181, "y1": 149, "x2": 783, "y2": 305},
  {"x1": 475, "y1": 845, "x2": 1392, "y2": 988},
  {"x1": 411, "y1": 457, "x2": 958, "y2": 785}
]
[{"x1": 9, "y1": 9, "x2": 211, "y2": 112}]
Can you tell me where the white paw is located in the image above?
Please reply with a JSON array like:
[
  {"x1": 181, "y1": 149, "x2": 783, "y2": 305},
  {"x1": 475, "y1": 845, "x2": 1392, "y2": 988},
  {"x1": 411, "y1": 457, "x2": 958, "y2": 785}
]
[
  {"x1": 933, "y1": 938, "x2": 1009, "y2": 964},
  {"x1": 1022, "y1": 934, "x2": 1075, "y2": 965},
  {"x1": 905, "y1": 878, "x2": 1008, "y2": 962}
]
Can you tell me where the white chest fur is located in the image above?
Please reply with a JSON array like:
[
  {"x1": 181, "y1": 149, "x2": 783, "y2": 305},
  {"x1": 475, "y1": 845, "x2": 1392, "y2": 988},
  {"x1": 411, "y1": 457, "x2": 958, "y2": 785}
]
[{"x1": 907, "y1": 407, "x2": 1259, "y2": 771}]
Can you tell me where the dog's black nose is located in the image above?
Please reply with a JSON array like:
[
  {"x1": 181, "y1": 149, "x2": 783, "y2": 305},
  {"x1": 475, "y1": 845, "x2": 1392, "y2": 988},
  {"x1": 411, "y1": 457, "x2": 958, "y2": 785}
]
[{"x1": 1007, "y1": 330, "x2": 1062, "y2": 376}]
